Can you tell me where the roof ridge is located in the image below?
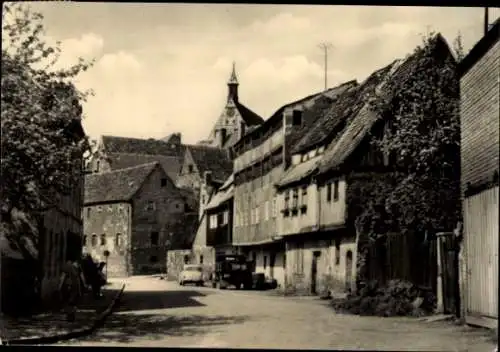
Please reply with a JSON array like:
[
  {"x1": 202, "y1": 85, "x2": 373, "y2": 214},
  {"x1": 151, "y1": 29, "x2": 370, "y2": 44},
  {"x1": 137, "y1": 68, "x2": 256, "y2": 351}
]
[
  {"x1": 108, "y1": 152, "x2": 178, "y2": 158},
  {"x1": 86, "y1": 161, "x2": 159, "y2": 176}
]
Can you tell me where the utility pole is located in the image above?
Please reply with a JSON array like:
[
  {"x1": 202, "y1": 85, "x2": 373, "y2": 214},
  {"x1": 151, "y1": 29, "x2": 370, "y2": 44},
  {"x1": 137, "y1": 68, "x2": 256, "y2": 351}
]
[
  {"x1": 484, "y1": 7, "x2": 489, "y2": 35},
  {"x1": 318, "y1": 42, "x2": 333, "y2": 91}
]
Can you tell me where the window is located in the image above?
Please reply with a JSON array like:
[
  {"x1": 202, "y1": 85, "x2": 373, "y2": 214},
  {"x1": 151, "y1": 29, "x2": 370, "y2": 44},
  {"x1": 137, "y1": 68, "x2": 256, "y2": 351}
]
[
  {"x1": 210, "y1": 214, "x2": 218, "y2": 229},
  {"x1": 272, "y1": 197, "x2": 277, "y2": 218},
  {"x1": 184, "y1": 255, "x2": 190, "y2": 264},
  {"x1": 150, "y1": 255, "x2": 158, "y2": 263},
  {"x1": 115, "y1": 233, "x2": 123, "y2": 248},
  {"x1": 146, "y1": 201, "x2": 156, "y2": 211},
  {"x1": 263, "y1": 255, "x2": 267, "y2": 270},
  {"x1": 292, "y1": 188, "x2": 299, "y2": 209},
  {"x1": 91, "y1": 234, "x2": 98, "y2": 247},
  {"x1": 326, "y1": 183, "x2": 332, "y2": 202},
  {"x1": 188, "y1": 165, "x2": 194, "y2": 173},
  {"x1": 264, "y1": 200, "x2": 270, "y2": 221},
  {"x1": 83, "y1": 235, "x2": 87, "y2": 246},
  {"x1": 222, "y1": 210, "x2": 229, "y2": 225},
  {"x1": 335, "y1": 239, "x2": 341, "y2": 265},
  {"x1": 100, "y1": 234, "x2": 106, "y2": 246},
  {"x1": 301, "y1": 186, "x2": 308, "y2": 206},
  {"x1": 201, "y1": 195, "x2": 205, "y2": 205},
  {"x1": 86, "y1": 208, "x2": 91, "y2": 218},
  {"x1": 284, "y1": 191, "x2": 290, "y2": 209},
  {"x1": 95, "y1": 160, "x2": 100, "y2": 173},
  {"x1": 161, "y1": 178, "x2": 167, "y2": 187},
  {"x1": 255, "y1": 206, "x2": 260, "y2": 224},
  {"x1": 150, "y1": 232, "x2": 159, "y2": 246},
  {"x1": 292, "y1": 110, "x2": 302, "y2": 126},
  {"x1": 200, "y1": 255, "x2": 204, "y2": 264},
  {"x1": 333, "y1": 180, "x2": 339, "y2": 202}
]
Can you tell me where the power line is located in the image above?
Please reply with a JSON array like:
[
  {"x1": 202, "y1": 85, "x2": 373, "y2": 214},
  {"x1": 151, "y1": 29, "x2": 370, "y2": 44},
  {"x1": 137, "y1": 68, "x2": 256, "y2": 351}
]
[{"x1": 318, "y1": 42, "x2": 333, "y2": 91}]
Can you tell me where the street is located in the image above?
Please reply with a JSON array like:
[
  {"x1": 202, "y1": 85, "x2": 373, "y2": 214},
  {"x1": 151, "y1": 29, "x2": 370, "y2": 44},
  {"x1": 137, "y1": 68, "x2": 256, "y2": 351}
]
[{"x1": 58, "y1": 276, "x2": 496, "y2": 350}]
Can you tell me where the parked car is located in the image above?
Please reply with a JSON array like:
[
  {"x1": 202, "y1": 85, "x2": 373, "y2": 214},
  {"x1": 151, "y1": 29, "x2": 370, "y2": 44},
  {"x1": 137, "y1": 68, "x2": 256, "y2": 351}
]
[{"x1": 178, "y1": 264, "x2": 204, "y2": 286}]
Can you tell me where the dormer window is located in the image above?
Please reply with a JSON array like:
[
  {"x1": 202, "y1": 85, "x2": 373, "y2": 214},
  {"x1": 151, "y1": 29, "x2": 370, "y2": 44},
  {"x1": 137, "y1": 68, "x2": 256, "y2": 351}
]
[{"x1": 292, "y1": 110, "x2": 302, "y2": 126}]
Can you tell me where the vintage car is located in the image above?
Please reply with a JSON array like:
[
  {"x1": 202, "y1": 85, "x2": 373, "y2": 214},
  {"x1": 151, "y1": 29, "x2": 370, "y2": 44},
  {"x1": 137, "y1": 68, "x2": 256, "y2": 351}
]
[
  {"x1": 211, "y1": 254, "x2": 253, "y2": 290},
  {"x1": 178, "y1": 264, "x2": 204, "y2": 286}
]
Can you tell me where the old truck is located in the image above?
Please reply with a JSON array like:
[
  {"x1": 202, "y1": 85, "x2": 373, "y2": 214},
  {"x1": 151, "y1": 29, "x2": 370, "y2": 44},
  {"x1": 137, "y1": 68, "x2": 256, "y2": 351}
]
[{"x1": 210, "y1": 254, "x2": 253, "y2": 290}]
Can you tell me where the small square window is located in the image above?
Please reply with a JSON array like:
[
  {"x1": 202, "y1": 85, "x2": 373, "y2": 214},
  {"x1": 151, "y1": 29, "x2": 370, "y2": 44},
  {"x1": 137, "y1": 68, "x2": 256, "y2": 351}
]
[{"x1": 100, "y1": 234, "x2": 106, "y2": 246}]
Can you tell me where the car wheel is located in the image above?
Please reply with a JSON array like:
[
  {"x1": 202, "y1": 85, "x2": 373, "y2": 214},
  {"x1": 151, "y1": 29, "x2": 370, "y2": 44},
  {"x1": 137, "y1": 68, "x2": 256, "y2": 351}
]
[
  {"x1": 179, "y1": 280, "x2": 184, "y2": 286},
  {"x1": 196, "y1": 281, "x2": 203, "y2": 287}
]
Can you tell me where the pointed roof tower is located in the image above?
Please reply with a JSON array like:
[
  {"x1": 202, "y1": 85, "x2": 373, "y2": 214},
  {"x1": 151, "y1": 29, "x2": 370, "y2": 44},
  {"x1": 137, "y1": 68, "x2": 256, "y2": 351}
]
[
  {"x1": 227, "y1": 61, "x2": 239, "y2": 103},
  {"x1": 228, "y1": 61, "x2": 239, "y2": 85}
]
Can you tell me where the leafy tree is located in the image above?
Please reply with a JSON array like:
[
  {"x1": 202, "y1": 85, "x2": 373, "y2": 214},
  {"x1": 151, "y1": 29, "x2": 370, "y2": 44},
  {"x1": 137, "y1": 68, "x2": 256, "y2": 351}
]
[{"x1": 1, "y1": 3, "x2": 95, "y2": 251}]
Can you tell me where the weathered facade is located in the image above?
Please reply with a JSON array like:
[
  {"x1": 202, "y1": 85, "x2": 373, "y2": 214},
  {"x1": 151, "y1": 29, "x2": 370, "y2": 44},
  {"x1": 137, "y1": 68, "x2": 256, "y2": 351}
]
[
  {"x1": 204, "y1": 63, "x2": 264, "y2": 150},
  {"x1": 37, "y1": 119, "x2": 86, "y2": 304},
  {"x1": 231, "y1": 81, "x2": 357, "y2": 288},
  {"x1": 83, "y1": 162, "x2": 193, "y2": 276},
  {"x1": 458, "y1": 19, "x2": 499, "y2": 330}
]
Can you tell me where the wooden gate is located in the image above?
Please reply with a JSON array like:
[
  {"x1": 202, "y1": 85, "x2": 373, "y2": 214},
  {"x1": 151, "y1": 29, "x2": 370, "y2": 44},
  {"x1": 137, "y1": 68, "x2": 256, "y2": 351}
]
[
  {"x1": 437, "y1": 233, "x2": 460, "y2": 315},
  {"x1": 464, "y1": 186, "x2": 499, "y2": 329}
]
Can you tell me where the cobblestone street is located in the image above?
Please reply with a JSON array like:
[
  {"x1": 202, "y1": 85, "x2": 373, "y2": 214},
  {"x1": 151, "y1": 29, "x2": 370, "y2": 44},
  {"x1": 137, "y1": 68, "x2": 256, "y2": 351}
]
[{"x1": 57, "y1": 276, "x2": 496, "y2": 350}]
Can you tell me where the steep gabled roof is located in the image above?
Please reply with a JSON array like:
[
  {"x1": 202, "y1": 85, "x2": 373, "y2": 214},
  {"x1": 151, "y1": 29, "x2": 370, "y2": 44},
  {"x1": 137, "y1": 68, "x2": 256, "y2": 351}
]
[
  {"x1": 186, "y1": 145, "x2": 233, "y2": 183},
  {"x1": 101, "y1": 135, "x2": 183, "y2": 157},
  {"x1": 292, "y1": 69, "x2": 393, "y2": 154},
  {"x1": 235, "y1": 101, "x2": 265, "y2": 126},
  {"x1": 105, "y1": 152, "x2": 181, "y2": 181},
  {"x1": 84, "y1": 162, "x2": 162, "y2": 205},
  {"x1": 318, "y1": 34, "x2": 453, "y2": 175}
]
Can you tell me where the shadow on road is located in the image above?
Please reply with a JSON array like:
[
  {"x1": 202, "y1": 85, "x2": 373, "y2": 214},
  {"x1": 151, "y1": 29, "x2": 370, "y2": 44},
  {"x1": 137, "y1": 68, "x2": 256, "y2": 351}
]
[
  {"x1": 79, "y1": 313, "x2": 250, "y2": 343},
  {"x1": 114, "y1": 290, "x2": 210, "y2": 312}
]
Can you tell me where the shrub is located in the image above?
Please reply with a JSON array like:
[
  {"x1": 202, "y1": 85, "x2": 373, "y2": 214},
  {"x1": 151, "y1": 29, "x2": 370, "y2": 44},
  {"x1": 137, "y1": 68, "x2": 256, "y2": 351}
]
[{"x1": 332, "y1": 279, "x2": 436, "y2": 317}]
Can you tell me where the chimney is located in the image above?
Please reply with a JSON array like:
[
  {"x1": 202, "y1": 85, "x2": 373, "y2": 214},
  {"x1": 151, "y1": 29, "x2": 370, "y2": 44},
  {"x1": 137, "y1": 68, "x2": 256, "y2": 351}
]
[
  {"x1": 484, "y1": 8, "x2": 489, "y2": 36},
  {"x1": 204, "y1": 171, "x2": 212, "y2": 185}
]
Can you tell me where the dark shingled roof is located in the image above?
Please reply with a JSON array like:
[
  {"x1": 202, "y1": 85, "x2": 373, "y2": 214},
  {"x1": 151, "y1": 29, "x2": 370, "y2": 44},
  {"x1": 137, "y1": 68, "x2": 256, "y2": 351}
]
[
  {"x1": 106, "y1": 152, "x2": 181, "y2": 182},
  {"x1": 318, "y1": 34, "x2": 453, "y2": 175},
  {"x1": 292, "y1": 67, "x2": 396, "y2": 154},
  {"x1": 285, "y1": 81, "x2": 357, "y2": 150},
  {"x1": 235, "y1": 101, "x2": 265, "y2": 126},
  {"x1": 102, "y1": 135, "x2": 183, "y2": 157},
  {"x1": 187, "y1": 145, "x2": 233, "y2": 183},
  {"x1": 84, "y1": 162, "x2": 161, "y2": 205}
]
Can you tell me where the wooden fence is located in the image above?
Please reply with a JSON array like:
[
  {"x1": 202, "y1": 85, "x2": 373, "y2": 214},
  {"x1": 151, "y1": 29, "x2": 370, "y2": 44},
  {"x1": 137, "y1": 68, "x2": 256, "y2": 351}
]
[{"x1": 364, "y1": 232, "x2": 438, "y2": 294}]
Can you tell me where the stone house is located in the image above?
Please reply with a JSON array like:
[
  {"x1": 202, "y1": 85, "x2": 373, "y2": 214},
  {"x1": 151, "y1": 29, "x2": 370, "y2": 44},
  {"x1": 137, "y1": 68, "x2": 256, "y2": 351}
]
[
  {"x1": 203, "y1": 62, "x2": 264, "y2": 150},
  {"x1": 457, "y1": 18, "x2": 499, "y2": 329},
  {"x1": 231, "y1": 80, "x2": 357, "y2": 289},
  {"x1": 83, "y1": 162, "x2": 193, "y2": 277}
]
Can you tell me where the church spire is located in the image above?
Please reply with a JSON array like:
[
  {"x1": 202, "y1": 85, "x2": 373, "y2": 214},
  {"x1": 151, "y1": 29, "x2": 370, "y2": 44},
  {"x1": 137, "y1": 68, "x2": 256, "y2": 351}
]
[
  {"x1": 228, "y1": 61, "x2": 238, "y2": 85},
  {"x1": 227, "y1": 61, "x2": 239, "y2": 103}
]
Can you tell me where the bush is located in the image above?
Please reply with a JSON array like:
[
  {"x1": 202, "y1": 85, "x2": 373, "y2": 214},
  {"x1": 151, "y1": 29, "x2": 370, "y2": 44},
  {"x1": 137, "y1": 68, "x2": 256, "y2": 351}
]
[{"x1": 332, "y1": 279, "x2": 436, "y2": 317}]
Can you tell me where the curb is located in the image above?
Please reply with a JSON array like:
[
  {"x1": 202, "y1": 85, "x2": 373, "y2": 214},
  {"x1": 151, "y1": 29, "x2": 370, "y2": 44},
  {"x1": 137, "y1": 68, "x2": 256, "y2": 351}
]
[{"x1": 3, "y1": 284, "x2": 126, "y2": 346}]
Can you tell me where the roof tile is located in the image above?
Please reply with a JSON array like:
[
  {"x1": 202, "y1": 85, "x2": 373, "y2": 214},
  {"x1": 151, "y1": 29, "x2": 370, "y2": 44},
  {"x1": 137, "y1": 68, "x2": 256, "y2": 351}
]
[{"x1": 84, "y1": 162, "x2": 161, "y2": 205}]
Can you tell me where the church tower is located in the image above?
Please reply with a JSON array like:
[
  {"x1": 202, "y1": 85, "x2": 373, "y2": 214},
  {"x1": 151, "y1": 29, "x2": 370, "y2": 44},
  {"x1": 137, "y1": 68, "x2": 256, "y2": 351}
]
[{"x1": 227, "y1": 61, "x2": 239, "y2": 103}]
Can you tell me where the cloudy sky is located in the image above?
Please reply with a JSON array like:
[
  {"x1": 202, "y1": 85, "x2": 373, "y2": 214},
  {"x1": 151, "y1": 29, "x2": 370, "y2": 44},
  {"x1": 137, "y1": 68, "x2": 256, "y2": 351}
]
[{"x1": 26, "y1": 3, "x2": 499, "y2": 144}]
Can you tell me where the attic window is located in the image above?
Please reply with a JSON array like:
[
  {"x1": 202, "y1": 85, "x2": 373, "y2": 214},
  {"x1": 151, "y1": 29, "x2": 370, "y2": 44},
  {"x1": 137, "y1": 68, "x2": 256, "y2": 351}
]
[
  {"x1": 292, "y1": 110, "x2": 302, "y2": 126},
  {"x1": 188, "y1": 165, "x2": 194, "y2": 173},
  {"x1": 146, "y1": 201, "x2": 156, "y2": 211},
  {"x1": 160, "y1": 178, "x2": 167, "y2": 187}
]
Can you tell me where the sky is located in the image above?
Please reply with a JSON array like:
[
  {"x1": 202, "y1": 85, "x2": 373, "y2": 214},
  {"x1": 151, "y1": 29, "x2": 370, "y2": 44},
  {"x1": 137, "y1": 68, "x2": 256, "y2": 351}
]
[{"x1": 21, "y1": 3, "x2": 500, "y2": 144}]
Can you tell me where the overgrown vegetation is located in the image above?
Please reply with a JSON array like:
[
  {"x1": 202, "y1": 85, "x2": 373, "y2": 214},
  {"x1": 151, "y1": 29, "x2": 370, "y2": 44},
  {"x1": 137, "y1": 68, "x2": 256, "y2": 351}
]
[
  {"x1": 340, "y1": 33, "x2": 464, "y2": 316},
  {"x1": 332, "y1": 280, "x2": 437, "y2": 317},
  {"x1": 1, "y1": 3, "x2": 96, "y2": 257}
]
